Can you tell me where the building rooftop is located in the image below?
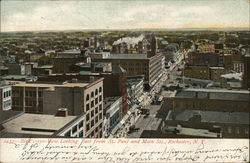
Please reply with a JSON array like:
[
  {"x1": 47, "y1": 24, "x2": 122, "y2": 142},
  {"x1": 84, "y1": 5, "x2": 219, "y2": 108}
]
[
  {"x1": 0, "y1": 84, "x2": 11, "y2": 88},
  {"x1": 2, "y1": 113, "x2": 76, "y2": 136},
  {"x1": 1, "y1": 75, "x2": 33, "y2": 80},
  {"x1": 14, "y1": 82, "x2": 88, "y2": 88},
  {"x1": 0, "y1": 66, "x2": 8, "y2": 70},
  {"x1": 76, "y1": 62, "x2": 110, "y2": 68},
  {"x1": 79, "y1": 71, "x2": 99, "y2": 75},
  {"x1": 163, "y1": 125, "x2": 219, "y2": 138},
  {"x1": 175, "y1": 88, "x2": 249, "y2": 101},
  {"x1": 107, "y1": 54, "x2": 147, "y2": 60},
  {"x1": 221, "y1": 72, "x2": 242, "y2": 80},
  {"x1": 167, "y1": 109, "x2": 249, "y2": 124},
  {"x1": 0, "y1": 110, "x2": 24, "y2": 124},
  {"x1": 35, "y1": 65, "x2": 53, "y2": 69},
  {"x1": 103, "y1": 96, "x2": 121, "y2": 110},
  {"x1": 59, "y1": 49, "x2": 81, "y2": 55},
  {"x1": 127, "y1": 75, "x2": 144, "y2": 87}
]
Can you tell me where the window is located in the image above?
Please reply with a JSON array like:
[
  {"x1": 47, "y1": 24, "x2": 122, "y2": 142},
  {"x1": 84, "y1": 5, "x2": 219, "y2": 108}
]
[
  {"x1": 95, "y1": 116, "x2": 98, "y2": 123},
  {"x1": 86, "y1": 94, "x2": 89, "y2": 101},
  {"x1": 95, "y1": 89, "x2": 98, "y2": 96},
  {"x1": 91, "y1": 101, "x2": 94, "y2": 108},
  {"x1": 99, "y1": 113, "x2": 102, "y2": 119},
  {"x1": 64, "y1": 130, "x2": 71, "y2": 137},
  {"x1": 72, "y1": 125, "x2": 77, "y2": 133},
  {"x1": 228, "y1": 127, "x2": 232, "y2": 134},
  {"x1": 245, "y1": 128, "x2": 249, "y2": 135},
  {"x1": 99, "y1": 104, "x2": 102, "y2": 111},
  {"x1": 86, "y1": 104, "x2": 90, "y2": 111},
  {"x1": 91, "y1": 110, "x2": 94, "y2": 117},
  {"x1": 79, "y1": 130, "x2": 83, "y2": 137},
  {"x1": 99, "y1": 95, "x2": 102, "y2": 102},
  {"x1": 95, "y1": 98, "x2": 98, "y2": 104},
  {"x1": 99, "y1": 87, "x2": 102, "y2": 93},
  {"x1": 235, "y1": 127, "x2": 240, "y2": 134},
  {"x1": 91, "y1": 91, "x2": 94, "y2": 97},
  {"x1": 86, "y1": 114, "x2": 90, "y2": 121},
  {"x1": 38, "y1": 91, "x2": 42, "y2": 97},
  {"x1": 91, "y1": 120, "x2": 94, "y2": 127},
  {"x1": 95, "y1": 107, "x2": 98, "y2": 114},
  {"x1": 86, "y1": 123, "x2": 90, "y2": 131},
  {"x1": 79, "y1": 120, "x2": 83, "y2": 128}
]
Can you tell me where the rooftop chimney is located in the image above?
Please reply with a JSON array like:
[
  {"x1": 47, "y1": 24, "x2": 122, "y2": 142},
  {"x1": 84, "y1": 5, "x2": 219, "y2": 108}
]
[
  {"x1": 89, "y1": 76, "x2": 95, "y2": 83},
  {"x1": 56, "y1": 108, "x2": 68, "y2": 117},
  {"x1": 188, "y1": 111, "x2": 201, "y2": 123}
]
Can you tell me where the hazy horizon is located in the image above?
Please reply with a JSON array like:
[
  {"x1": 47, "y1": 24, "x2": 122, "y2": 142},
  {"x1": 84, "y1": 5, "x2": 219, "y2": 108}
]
[{"x1": 1, "y1": 0, "x2": 249, "y2": 32}]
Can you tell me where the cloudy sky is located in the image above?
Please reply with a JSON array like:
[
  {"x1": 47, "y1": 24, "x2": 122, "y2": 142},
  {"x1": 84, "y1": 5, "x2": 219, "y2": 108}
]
[{"x1": 1, "y1": 0, "x2": 249, "y2": 32}]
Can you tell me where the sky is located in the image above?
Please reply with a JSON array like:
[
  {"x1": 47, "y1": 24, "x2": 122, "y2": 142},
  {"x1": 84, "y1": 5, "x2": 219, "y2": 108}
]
[{"x1": 1, "y1": 0, "x2": 249, "y2": 32}]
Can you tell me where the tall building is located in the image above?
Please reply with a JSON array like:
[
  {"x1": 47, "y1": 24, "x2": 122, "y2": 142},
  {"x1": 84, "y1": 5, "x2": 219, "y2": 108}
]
[
  {"x1": 103, "y1": 96, "x2": 122, "y2": 137},
  {"x1": 0, "y1": 111, "x2": 96, "y2": 138},
  {"x1": 242, "y1": 53, "x2": 250, "y2": 89},
  {"x1": 0, "y1": 85, "x2": 12, "y2": 111},
  {"x1": 172, "y1": 88, "x2": 249, "y2": 112},
  {"x1": 37, "y1": 67, "x2": 128, "y2": 117},
  {"x1": 162, "y1": 88, "x2": 250, "y2": 138},
  {"x1": 93, "y1": 53, "x2": 165, "y2": 89},
  {"x1": 12, "y1": 77, "x2": 104, "y2": 115},
  {"x1": 52, "y1": 49, "x2": 91, "y2": 73}
]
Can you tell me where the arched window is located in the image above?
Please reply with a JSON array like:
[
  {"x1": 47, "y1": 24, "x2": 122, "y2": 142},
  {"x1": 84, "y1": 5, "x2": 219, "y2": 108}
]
[
  {"x1": 99, "y1": 87, "x2": 102, "y2": 93},
  {"x1": 86, "y1": 94, "x2": 89, "y2": 101},
  {"x1": 95, "y1": 89, "x2": 98, "y2": 95},
  {"x1": 91, "y1": 91, "x2": 94, "y2": 97}
]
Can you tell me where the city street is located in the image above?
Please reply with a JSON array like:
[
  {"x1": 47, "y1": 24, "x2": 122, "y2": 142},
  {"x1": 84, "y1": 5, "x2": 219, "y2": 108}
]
[
  {"x1": 126, "y1": 104, "x2": 162, "y2": 138},
  {"x1": 125, "y1": 53, "x2": 185, "y2": 138}
]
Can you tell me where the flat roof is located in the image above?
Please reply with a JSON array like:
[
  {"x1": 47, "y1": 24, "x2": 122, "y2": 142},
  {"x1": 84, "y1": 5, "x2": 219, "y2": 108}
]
[
  {"x1": 167, "y1": 109, "x2": 249, "y2": 124},
  {"x1": 103, "y1": 96, "x2": 121, "y2": 110},
  {"x1": 107, "y1": 54, "x2": 147, "y2": 60},
  {"x1": 127, "y1": 76, "x2": 144, "y2": 86},
  {"x1": 77, "y1": 62, "x2": 110, "y2": 68},
  {"x1": 166, "y1": 126, "x2": 219, "y2": 138},
  {"x1": 175, "y1": 88, "x2": 249, "y2": 101},
  {"x1": 2, "y1": 113, "x2": 76, "y2": 135},
  {"x1": 35, "y1": 65, "x2": 53, "y2": 69},
  {"x1": 14, "y1": 82, "x2": 88, "y2": 88},
  {"x1": 59, "y1": 49, "x2": 81, "y2": 54},
  {"x1": 1, "y1": 75, "x2": 29, "y2": 80},
  {"x1": 0, "y1": 110, "x2": 23, "y2": 124}
]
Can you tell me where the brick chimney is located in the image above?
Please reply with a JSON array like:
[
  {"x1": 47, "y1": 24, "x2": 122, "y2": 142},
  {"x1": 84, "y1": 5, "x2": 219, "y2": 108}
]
[{"x1": 56, "y1": 108, "x2": 68, "y2": 117}]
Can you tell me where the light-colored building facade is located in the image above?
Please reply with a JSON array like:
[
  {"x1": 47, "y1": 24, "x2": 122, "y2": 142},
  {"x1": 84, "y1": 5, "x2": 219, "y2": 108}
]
[
  {"x1": 127, "y1": 76, "x2": 144, "y2": 105},
  {"x1": 103, "y1": 97, "x2": 122, "y2": 137},
  {"x1": 0, "y1": 85, "x2": 12, "y2": 111},
  {"x1": 11, "y1": 78, "x2": 104, "y2": 138},
  {"x1": 0, "y1": 112, "x2": 89, "y2": 138}
]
